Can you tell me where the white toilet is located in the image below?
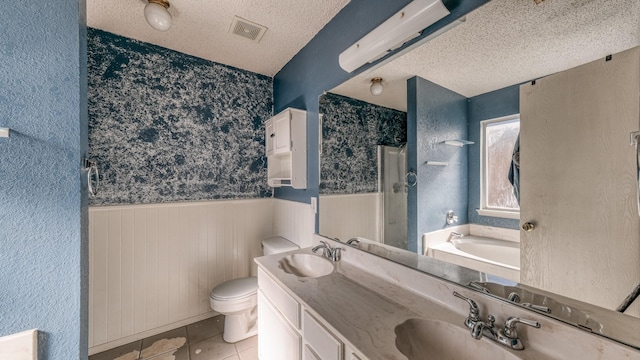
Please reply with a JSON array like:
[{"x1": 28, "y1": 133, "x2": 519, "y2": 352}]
[{"x1": 209, "y1": 236, "x2": 299, "y2": 343}]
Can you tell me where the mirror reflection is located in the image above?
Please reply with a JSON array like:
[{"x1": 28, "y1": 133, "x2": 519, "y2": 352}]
[{"x1": 318, "y1": 0, "x2": 640, "y2": 334}]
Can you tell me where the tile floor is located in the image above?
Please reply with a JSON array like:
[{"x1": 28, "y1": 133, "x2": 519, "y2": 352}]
[{"x1": 90, "y1": 316, "x2": 258, "y2": 360}]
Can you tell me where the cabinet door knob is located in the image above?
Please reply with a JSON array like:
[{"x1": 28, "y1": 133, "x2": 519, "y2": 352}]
[
  {"x1": 270, "y1": 133, "x2": 275, "y2": 138},
  {"x1": 521, "y1": 222, "x2": 535, "y2": 232}
]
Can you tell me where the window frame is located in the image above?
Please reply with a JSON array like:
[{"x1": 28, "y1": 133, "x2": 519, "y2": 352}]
[{"x1": 478, "y1": 114, "x2": 521, "y2": 220}]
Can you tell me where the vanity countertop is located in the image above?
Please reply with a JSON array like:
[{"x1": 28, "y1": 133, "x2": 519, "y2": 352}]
[{"x1": 255, "y1": 247, "x2": 546, "y2": 360}]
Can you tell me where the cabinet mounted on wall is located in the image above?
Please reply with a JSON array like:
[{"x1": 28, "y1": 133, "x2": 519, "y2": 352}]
[{"x1": 266, "y1": 108, "x2": 307, "y2": 189}]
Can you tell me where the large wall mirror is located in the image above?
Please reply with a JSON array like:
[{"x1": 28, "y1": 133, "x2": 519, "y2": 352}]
[{"x1": 318, "y1": 0, "x2": 640, "y2": 348}]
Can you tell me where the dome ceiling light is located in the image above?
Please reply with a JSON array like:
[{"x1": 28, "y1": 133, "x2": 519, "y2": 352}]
[
  {"x1": 370, "y1": 77, "x2": 384, "y2": 96},
  {"x1": 144, "y1": 0, "x2": 172, "y2": 32}
]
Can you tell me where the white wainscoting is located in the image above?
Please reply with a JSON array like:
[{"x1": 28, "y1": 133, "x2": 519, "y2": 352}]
[
  {"x1": 89, "y1": 198, "x2": 314, "y2": 354},
  {"x1": 273, "y1": 198, "x2": 315, "y2": 249},
  {"x1": 319, "y1": 193, "x2": 380, "y2": 243}
]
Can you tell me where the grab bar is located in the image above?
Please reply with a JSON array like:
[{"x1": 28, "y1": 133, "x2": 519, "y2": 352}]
[{"x1": 83, "y1": 159, "x2": 99, "y2": 197}]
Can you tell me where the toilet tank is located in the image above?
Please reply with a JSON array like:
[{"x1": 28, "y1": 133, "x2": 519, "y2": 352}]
[{"x1": 262, "y1": 236, "x2": 298, "y2": 256}]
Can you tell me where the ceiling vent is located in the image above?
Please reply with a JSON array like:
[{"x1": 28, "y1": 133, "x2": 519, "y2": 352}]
[{"x1": 229, "y1": 16, "x2": 268, "y2": 42}]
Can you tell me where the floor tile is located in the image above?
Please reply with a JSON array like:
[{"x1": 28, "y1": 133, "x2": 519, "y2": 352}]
[
  {"x1": 89, "y1": 340, "x2": 142, "y2": 360},
  {"x1": 234, "y1": 335, "x2": 257, "y2": 352},
  {"x1": 221, "y1": 355, "x2": 240, "y2": 360},
  {"x1": 143, "y1": 344, "x2": 189, "y2": 360},
  {"x1": 190, "y1": 334, "x2": 237, "y2": 360},
  {"x1": 140, "y1": 327, "x2": 188, "y2": 359},
  {"x1": 186, "y1": 316, "x2": 224, "y2": 344},
  {"x1": 238, "y1": 346, "x2": 258, "y2": 360}
]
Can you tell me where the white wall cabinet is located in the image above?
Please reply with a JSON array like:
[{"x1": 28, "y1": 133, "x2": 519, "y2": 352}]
[
  {"x1": 258, "y1": 268, "x2": 365, "y2": 360},
  {"x1": 266, "y1": 108, "x2": 307, "y2": 189}
]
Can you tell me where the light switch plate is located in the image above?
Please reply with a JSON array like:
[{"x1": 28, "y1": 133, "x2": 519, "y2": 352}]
[{"x1": 310, "y1": 197, "x2": 317, "y2": 214}]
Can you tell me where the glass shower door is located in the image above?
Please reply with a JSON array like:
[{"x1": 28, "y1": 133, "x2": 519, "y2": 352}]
[{"x1": 379, "y1": 145, "x2": 407, "y2": 249}]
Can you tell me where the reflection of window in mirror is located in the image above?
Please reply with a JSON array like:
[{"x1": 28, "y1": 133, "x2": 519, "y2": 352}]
[{"x1": 479, "y1": 114, "x2": 520, "y2": 219}]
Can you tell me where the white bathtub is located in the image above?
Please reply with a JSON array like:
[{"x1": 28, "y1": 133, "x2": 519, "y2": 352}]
[{"x1": 427, "y1": 235, "x2": 520, "y2": 282}]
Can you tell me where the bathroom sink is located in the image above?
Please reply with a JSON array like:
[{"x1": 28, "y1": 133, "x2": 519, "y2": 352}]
[
  {"x1": 394, "y1": 319, "x2": 522, "y2": 360},
  {"x1": 278, "y1": 254, "x2": 334, "y2": 278}
]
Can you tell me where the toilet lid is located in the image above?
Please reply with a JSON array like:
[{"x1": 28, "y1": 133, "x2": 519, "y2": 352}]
[{"x1": 210, "y1": 276, "x2": 258, "y2": 300}]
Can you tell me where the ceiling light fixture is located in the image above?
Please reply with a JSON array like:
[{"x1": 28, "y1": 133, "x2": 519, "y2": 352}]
[
  {"x1": 339, "y1": 0, "x2": 450, "y2": 73},
  {"x1": 144, "y1": 0, "x2": 172, "y2": 32},
  {"x1": 370, "y1": 78, "x2": 384, "y2": 96}
]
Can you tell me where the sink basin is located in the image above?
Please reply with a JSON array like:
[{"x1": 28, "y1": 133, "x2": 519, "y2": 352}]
[
  {"x1": 278, "y1": 254, "x2": 334, "y2": 278},
  {"x1": 395, "y1": 319, "x2": 522, "y2": 360}
]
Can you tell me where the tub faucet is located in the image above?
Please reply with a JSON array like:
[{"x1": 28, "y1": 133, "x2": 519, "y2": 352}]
[{"x1": 446, "y1": 210, "x2": 459, "y2": 225}]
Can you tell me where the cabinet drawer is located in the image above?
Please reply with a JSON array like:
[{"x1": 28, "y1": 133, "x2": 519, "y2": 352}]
[
  {"x1": 303, "y1": 310, "x2": 342, "y2": 360},
  {"x1": 304, "y1": 344, "x2": 321, "y2": 360},
  {"x1": 258, "y1": 267, "x2": 300, "y2": 329}
]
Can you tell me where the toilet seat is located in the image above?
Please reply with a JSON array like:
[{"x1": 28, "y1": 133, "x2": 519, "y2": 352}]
[{"x1": 210, "y1": 276, "x2": 257, "y2": 301}]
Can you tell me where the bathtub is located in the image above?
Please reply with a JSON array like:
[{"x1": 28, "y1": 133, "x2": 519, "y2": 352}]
[{"x1": 427, "y1": 235, "x2": 520, "y2": 282}]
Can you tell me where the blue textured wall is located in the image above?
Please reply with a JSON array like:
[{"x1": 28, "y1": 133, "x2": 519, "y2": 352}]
[
  {"x1": 0, "y1": 0, "x2": 88, "y2": 359},
  {"x1": 88, "y1": 29, "x2": 273, "y2": 205},
  {"x1": 467, "y1": 85, "x2": 520, "y2": 229},
  {"x1": 319, "y1": 93, "x2": 406, "y2": 194},
  {"x1": 273, "y1": 0, "x2": 489, "y2": 206},
  {"x1": 407, "y1": 77, "x2": 468, "y2": 253}
]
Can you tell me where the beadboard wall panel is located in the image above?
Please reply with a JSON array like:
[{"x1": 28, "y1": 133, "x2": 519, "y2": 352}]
[
  {"x1": 272, "y1": 199, "x2": 316, "y2": 249},
  {"x1": 89, "y1": 198, "x2": 315, "y2": 353}
]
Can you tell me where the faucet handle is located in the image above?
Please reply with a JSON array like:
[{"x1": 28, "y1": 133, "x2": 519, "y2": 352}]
[
  {"x1": 503, "y1": 317, "x2": 540, "y2": 339},
  {"x1": 331, "y1": 247, "x2": 344, "y2": 261},
  {"x1": 453, "y1": 291, "x2": 480, "y2": 323}
]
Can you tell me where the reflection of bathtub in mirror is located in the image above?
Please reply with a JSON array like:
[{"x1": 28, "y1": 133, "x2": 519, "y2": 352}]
[{"x1": 424, "y1": 226, "x2": 520, "y2": 282}]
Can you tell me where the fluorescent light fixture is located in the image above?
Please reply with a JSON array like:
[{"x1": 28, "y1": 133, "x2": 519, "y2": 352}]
[{"x1": 339, "y1": 0, "x2": 450, "y2": 73}]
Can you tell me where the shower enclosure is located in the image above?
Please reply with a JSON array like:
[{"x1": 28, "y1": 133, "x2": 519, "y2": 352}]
[{"x1": 378, "y1": 145, "x2": 408, "y2": 249}]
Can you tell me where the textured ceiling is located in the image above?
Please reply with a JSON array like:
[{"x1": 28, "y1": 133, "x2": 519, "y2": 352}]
[
  {"x1": 331, "y1": 0, "x2": 640, "y2": 111},
  {"x1": 87, "y1": 0, "x2": 350, "y2": 76}
]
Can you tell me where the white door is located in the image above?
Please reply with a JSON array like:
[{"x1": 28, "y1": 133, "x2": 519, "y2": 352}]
[{"x1": 520, "y1": 47, "x2": 640, "y2": 316}]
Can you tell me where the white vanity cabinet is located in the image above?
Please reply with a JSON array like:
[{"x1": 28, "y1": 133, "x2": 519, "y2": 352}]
[
  {"x1": 258, "y1": 268, "x2": 363, "y2": 360},
  {"x1": 265, "y1": 108, "x2": 307, "y2": 189},
  {"x1": 302, "y1": 311, "x2": 342, "y2": 360},
  {"x1": 257, "y1": 291, "x2": 301, "y2": 360},
  {"x1": 344, "y1": 345, "x2": 366, "y2": 360},
  {"x1": 257, "y1": 268, "x2": 301, "y2": 360}
]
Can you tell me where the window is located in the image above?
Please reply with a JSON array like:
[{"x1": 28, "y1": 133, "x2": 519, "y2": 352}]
[{"x1": 479, "y1": 115, "x2": 520, "y2": 219}]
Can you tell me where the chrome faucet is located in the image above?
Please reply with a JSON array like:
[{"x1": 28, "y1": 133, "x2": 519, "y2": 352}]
[
  {"x1": 453, "y1": 291, "x2": 540, "y2": 350},
  {"x1": 312, "y1": 241, "x2": 344, "y2": 262},
  {"x1": 446, "y1": 210, "x2": 459, "y2": 225},
  {"x1": 346, "y1": 238, "x2": 360, "y2": 247},
  {"x1": 449, "y1": 232, "x2": 464, "y2": 241},
  {"x1": 507, "y1": 292, "x2": 551, "y2": 313}
]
